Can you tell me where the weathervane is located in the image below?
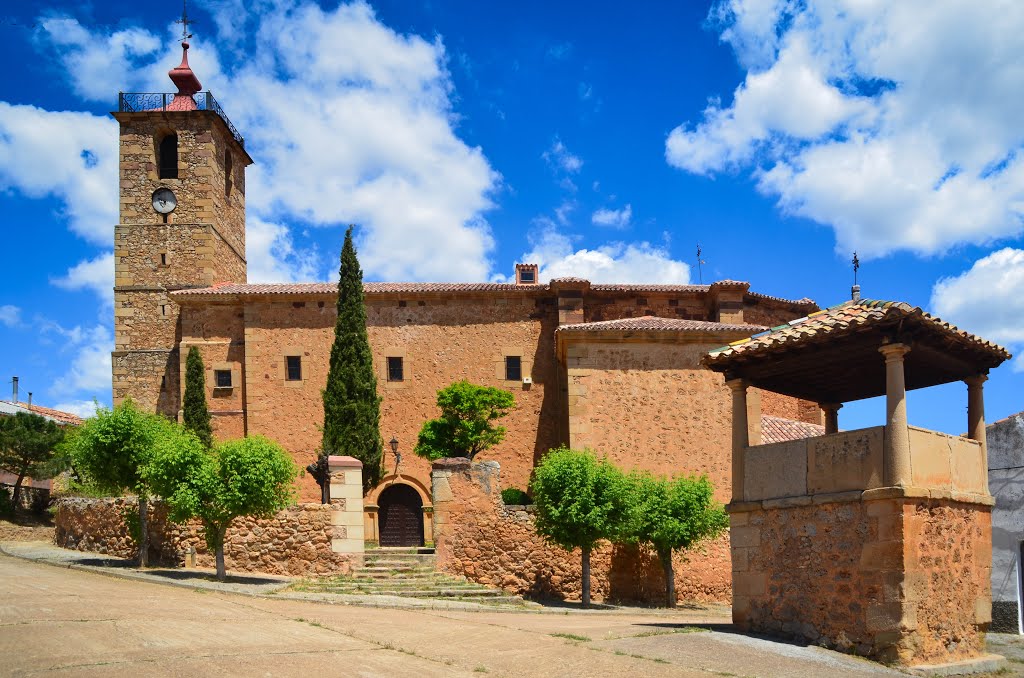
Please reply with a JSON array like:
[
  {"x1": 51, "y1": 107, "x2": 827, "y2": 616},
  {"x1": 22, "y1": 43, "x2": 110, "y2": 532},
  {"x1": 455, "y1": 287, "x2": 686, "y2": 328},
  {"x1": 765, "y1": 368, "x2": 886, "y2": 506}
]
[
  {"x1": 175, "y1": 0, "x2": 194, "y2": 42},
  {"x1": 851, "y1": 251, "x2": 861, "y2": 301},
  {"x1": 696, "y1": 243, "x2": 706, "y2": 284}
]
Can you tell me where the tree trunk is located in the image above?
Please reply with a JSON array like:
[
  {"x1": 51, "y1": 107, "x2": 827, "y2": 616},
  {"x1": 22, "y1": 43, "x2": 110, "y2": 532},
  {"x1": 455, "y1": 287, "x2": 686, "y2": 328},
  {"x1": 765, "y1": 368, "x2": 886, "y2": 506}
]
[
  {"x1": 138, "y1": 495, "x2": 149, "y2": 568},
  {"x1": 581, "y1": 545, "x2": 592, "y2": 608},
  {"x1": 660, "y1": 549, "x2": 676, "y2": 608},
  {"x1": 11, "y1": 471, "x2": 26, "y2": 509},
  {"x1": 214, "y1": 525, "x2": 228, "y2": 581}
]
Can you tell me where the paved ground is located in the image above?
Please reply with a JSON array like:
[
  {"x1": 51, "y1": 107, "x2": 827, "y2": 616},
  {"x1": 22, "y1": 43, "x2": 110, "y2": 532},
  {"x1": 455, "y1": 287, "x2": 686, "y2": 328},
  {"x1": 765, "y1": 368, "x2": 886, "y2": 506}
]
[{"x1": 0, "y1": 549, "x2": 908, "y2": 678}]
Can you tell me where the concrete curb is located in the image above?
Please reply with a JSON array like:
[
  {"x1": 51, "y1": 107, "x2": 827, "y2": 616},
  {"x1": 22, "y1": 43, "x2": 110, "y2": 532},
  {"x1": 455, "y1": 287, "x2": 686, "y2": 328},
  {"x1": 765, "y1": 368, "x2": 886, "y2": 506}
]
[
  {"x1": 0, "y1": 541, "x2": 712, "y2": 616},
  {"x1": 906, "y1": 653, "x2": 1007, "y2": 676}
]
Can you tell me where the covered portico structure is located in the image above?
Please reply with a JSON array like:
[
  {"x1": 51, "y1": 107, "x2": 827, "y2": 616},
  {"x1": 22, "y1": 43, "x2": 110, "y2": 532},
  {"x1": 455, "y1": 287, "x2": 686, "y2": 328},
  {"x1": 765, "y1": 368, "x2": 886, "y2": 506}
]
[{"x1": 704, "y1": 299, "x2": 1011, "y2": 667}]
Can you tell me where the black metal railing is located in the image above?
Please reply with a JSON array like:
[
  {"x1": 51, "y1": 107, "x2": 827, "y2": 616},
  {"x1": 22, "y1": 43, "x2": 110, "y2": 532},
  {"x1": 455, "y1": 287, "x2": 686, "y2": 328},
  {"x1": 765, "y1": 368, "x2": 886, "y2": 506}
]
[{"x1": 118, "y1": 91, "x2": 245, "y2": 148}]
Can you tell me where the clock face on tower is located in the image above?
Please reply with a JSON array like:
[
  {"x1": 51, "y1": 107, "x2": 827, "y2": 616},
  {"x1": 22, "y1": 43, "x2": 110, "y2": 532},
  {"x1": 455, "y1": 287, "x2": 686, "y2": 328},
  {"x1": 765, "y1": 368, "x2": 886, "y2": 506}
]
[{"x1": 152, "y1": 188, "x2": 177, "y2": 214}]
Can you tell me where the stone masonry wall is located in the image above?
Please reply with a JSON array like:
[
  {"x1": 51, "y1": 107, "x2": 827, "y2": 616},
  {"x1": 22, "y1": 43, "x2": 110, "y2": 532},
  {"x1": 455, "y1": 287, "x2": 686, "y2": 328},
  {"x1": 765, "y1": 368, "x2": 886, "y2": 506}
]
[
  {"x1": 733, "y1": 497, "x2": 991, "y2": 665},
  {"x1": 54, "y1": 497, "x2": 354, "y2": 577},
  {"x1": 236, "y1": 293, "x2": 561, "y2": 501},
  {"x1": 432, "y1": 459, "x2": 731, "y2": 604}
]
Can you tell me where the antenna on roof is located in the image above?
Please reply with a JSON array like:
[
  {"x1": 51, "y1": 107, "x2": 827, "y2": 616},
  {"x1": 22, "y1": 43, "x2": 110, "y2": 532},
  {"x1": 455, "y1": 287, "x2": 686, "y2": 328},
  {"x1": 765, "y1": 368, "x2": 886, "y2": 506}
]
[
  {"x1": 175, "y1": 0, "x2": 194, "y2": 41},
  {"x1": 696, "y1": 243, "x2": 706, "y2": 285},
  {"x1": 851, "y1": 252, "x2": 861, "y2": 302}
]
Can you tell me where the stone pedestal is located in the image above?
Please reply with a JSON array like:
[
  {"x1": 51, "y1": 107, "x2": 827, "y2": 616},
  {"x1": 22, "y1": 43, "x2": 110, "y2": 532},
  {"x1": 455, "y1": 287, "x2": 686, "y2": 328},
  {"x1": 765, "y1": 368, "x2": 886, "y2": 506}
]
[{"x1": 328, "y1": 455, "x2": 365, "y2": 555}]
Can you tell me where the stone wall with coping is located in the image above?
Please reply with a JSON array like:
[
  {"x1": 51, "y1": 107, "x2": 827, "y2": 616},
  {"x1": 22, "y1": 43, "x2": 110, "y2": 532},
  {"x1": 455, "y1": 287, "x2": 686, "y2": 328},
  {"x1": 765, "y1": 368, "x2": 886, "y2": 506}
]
[
  {"x1": 988, "y1": 413, "x2": 1024, "y2": 633},
  {"x1": 431, "y1": 459, "x2": 731, "y2": 604},
  {"x1": 54, "y1": 497, "x2": 358, "y2": 577}
]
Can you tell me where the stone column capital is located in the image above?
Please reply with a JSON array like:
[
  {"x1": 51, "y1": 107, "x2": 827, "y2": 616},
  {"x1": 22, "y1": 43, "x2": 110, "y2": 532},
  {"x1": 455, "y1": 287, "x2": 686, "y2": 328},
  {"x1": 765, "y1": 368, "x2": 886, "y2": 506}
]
[
  {"x1": 878, "y1": 343, "x2": 911, "y2": 361},
  {"x1": 821, "y1": 402, "x2": 843, "y2": 413},
  {"x1": 964, "y1": 373, "x2": 989, "y2": 389},
  {"x1": 725, "y1": 377, "x2": 748, "y2": 392}
]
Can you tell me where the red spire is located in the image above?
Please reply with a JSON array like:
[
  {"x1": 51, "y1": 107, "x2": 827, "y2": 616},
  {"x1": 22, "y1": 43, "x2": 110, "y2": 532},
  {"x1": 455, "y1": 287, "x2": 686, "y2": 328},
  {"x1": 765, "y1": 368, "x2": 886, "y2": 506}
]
[{"x1": 166, "y1": 41, "x2": 202, "y2": 111}]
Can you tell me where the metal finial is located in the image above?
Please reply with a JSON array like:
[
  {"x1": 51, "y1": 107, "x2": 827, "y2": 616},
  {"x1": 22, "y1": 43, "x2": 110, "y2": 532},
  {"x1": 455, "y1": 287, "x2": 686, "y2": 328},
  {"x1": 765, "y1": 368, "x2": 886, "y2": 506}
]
[
  {"x1": 696, "y1": 244, "x2": 706, "y2": 285},
  {"x1": 175, "y1": 0, "x2": 194, "y2": 41},
  {"x1": 852, "y1": 252, "x2": 860, "y2": 285}
]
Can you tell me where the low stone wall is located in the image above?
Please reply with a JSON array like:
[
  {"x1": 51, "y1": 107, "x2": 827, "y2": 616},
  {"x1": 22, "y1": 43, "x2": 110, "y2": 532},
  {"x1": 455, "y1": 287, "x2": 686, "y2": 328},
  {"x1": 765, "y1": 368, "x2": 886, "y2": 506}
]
[
  {"x1": 2, "y1": 484, "x2": 51, "y2": 513},
  {"x1": 732, "y1": 494, "x2": 992, "y2": 665},
  {"x1": 54, "y1": 497, "x2": 354, "y2": 577},
  {"x1": 432, "y1": 459, "x2": 731, "y2": 605}
]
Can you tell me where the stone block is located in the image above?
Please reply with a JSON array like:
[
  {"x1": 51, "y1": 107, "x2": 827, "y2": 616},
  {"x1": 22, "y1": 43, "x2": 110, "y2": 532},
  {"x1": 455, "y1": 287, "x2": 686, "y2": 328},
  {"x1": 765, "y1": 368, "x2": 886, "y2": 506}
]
[
  {"x1": 860, "y1": 540, "x2": 904, "y2": 571},
  {"x1": 951, "y1": 441, "x2": 987, "y2": 495},
  {"x1": 731, "y1": 526, "x2": 760, "y2": 549},
  {"x1": 732, "y1": 547, "x2": 749, "y2": 572},
  {"x1": 865, "y1": 602, "x2": 911, "y2": 633},
  {"x1": 807, "y1": 426, "x2": 883, "y2": 494},
  {"x1": 744, "y1": 442, "x2": 807, "y2": 501},
  {"x1": 733, "y1": 571, "x2": 767, "y2": 597},
  {"x1": 329, "y1": 482, "x2": 363, "y2": 503},
  {"x1": 330, "y1": 510, "x2": 364, "y2": 527},
  {"x1": 975, "y1": 597, "x2": 993, "y2": 624},
  {"x1": 331, "y1": 538, "x2": 363, "y2": 554}
]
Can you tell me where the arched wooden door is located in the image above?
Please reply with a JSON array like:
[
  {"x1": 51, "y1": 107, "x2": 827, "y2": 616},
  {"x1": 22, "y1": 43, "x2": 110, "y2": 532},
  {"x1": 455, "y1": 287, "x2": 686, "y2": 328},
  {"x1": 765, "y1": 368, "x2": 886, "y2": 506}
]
[{"x1": 378, "y1": 484, "x2": 424, "y2": 547}]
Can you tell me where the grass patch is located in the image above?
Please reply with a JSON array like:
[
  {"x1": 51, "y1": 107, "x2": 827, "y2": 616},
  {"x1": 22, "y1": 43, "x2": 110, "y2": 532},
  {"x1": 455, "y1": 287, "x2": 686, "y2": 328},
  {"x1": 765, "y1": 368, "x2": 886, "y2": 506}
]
[
  {"x1": 551, "y1": 633, "x2": 591, "y2": 642},
  {"x1": 632, "y1": 626, "x2": 710, "y2": 638},
  {"x1": 474, "y1": 667, "x2": 488, "y2": 673}
]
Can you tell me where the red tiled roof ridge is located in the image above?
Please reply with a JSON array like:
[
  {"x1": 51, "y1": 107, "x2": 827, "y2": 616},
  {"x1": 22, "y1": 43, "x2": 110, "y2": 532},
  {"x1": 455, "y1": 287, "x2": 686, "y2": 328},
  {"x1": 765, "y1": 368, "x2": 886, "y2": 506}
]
[
  {"x1": 706, "y1": 298, "x2": 1011, "y2": 362},
  {"x1": 557, "y1": 316, "x2": 765, "y2": 333},
  {"x1": 760, "y1": 414, "x2": 826, "y2": 444}
]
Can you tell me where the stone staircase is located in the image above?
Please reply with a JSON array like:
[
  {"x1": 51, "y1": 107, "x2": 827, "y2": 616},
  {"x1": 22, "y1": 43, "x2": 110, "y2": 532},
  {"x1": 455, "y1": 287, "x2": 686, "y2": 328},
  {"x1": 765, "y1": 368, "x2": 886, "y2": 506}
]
[{"x1": 312, "y1": 547, "x2": 526, "y2": 605}]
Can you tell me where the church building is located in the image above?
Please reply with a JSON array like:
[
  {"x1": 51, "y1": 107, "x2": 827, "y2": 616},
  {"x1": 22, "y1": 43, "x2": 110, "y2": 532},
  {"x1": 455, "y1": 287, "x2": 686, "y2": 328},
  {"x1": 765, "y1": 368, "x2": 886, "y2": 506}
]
[{"x1": 112, "y1": 40, "x2": 823, "y2": 548}]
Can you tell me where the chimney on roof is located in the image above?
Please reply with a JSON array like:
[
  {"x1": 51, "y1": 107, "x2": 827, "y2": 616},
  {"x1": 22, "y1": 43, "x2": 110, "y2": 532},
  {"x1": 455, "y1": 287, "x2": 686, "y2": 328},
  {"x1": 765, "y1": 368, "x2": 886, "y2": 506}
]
[
  {"x1": 11, "y1": 376, "x2": 18, "y2": 403},
  {"x1": 852, "y1": 284, "x2": 861, "y2": 302},
  {"x1": 27, "y1": 392, "x2": 32, "y2": 409},
  {"x1": 515, "y1": 263, "x2": 539, "y2": 286}
]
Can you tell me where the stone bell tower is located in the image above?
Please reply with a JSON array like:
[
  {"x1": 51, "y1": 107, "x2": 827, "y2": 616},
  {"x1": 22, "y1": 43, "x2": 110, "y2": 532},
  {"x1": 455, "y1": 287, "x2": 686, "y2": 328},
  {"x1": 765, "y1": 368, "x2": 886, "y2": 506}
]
[{"x1": 111, "y1": 37, "x2": 252, "y2": 417}]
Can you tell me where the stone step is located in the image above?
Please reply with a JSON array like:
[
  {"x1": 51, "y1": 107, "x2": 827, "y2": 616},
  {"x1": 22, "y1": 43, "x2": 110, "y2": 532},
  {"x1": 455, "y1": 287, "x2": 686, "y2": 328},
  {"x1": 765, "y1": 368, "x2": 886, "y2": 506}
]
[
  {"x1": 321, "y1": 586, "x2": 513, "y2": 600},
  {"x1": 339, "y1": 580, "x2": 486, "y2": 590},
  {"x1": 366, "y1": 547, "x2": 436, "y2": 555}
]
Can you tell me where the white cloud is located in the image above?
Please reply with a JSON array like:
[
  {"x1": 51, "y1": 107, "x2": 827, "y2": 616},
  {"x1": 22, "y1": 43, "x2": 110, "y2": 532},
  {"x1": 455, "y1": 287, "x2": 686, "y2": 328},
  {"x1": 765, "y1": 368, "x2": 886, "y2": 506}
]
[
  {"x1": 0, "y1": 305, "x2": 20, "y2": 327},
  {"x1": 32, "y1": 1, "x2": 500, "y2": 283},
  {"x1": 521, "y1": 229, "x2": 691, "y2": 284},
  {"x1": 246, "y1": 217, "x2": 322, "y2": 283},
  {"x1": 0, "y1": 103, "x2": 118, "y2": 245},
  {"x1": 38, "y1": 17, "x2": 162, "y2": 102},
  {"x1": 592, "y1": 204, "x2": 632, "y2": 229},
  {"x1": 543, "y1": 139, "x2": 583, "y2": 174},
  {"x1": 930, "y1": 249, "x2": 1024, "y2": 372},
  {"x1": 51, "y1": 400, "x2": 100, "y2": 419},
  {"x1": 668, "y1": 1, "x2": 1024, "y2": 258},
  {"x1": 51, "y1": 252, "x2": 114, "y2": 307},
  {"x1": 50, "y1": 324, "x2": 113, "y2": 398}
]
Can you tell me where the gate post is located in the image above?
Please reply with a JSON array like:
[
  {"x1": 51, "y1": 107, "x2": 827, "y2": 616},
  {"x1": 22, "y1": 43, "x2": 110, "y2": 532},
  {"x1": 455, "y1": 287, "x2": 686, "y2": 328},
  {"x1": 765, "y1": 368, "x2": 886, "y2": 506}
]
[{"x1": 328, "y1": 455, "x2": 364, "y2": 554}]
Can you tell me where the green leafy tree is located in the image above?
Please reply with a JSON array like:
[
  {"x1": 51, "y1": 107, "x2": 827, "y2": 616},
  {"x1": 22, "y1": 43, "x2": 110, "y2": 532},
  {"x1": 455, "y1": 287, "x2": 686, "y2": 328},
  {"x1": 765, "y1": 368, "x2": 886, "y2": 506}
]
[
  {"x1": 0, "y1": 412, "x2": 66, "y2": 508},
  {"x1": 182, "y1": 346, "x2": 213, "y2": 449},
  {"x1": 414, "y1": 381, "x2": 515, "y2": 461},
  {"x1": 146, "y1": 434, "x2": 296, "y2": 581},
  {"x1": 626, "y1": 472, "x2": 728, "y2": 607},
  {"x1": 321, "y1": 226, "x2": 383, "y2": 494},
  {"x1": 530, "y1": 447, "x2": 631, "y2": 607},
  {"x1": 61, "y1": 399, "x2": 178, "y2": 566}
]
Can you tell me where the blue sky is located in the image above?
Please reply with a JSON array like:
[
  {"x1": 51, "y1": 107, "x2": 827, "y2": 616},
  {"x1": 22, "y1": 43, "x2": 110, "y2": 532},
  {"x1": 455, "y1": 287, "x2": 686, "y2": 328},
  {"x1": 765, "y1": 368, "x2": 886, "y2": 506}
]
[{"x1": 0, "y1": 0, "x2": 1021, "y2": 434}]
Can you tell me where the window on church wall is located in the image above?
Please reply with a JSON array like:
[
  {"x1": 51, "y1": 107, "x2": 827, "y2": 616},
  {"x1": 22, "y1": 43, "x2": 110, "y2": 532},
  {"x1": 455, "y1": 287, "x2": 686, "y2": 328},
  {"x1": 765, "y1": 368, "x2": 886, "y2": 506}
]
[
  {"x1": 214, "y1": 370, "x2": 232, "y2": 388},
  {"x1": 224, "y1": 150, "x2": 233, "y2": 197},
  {"x1": 505, "y1": 356, "x2": 522, "y2": 381},
  {"x1": 285, "y1": 356, "x2": 302, "y2": 381},
  {"x1": 158, "y1": 133, "x2": 178, "y2": 179},
  {"x1": 387, "y1": 357, "x2": 404, "y2": 382}
]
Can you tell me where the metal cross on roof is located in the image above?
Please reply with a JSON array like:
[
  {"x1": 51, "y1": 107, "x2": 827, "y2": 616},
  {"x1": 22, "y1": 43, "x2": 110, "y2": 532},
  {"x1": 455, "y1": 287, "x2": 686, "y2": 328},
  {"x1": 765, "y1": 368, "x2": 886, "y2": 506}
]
[
  {"x1": 852, "y1": 251, "x2": 860, "y2": 285},
  {"x1": 696, "y1": 243, "x2": 706, "y2": 284},
  {"x1": 175, "y1": 0, "x2": 194, "y2": 41}
]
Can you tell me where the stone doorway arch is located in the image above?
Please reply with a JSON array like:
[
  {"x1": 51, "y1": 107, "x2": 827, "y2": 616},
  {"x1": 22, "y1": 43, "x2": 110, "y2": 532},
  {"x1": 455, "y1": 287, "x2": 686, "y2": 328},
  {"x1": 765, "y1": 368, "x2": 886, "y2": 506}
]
[{"x1": 377, "y1": 483, "x2": 425, "y2": 547}]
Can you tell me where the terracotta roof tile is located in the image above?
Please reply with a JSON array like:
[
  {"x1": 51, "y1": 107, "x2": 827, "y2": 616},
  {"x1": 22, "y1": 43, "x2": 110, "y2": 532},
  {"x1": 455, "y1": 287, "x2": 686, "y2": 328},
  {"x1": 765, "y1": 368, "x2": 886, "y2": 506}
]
[
  {"x1": 706, "y1": 299, "x2": 1011, "y2": 363},
  {"x1": 760, "y1": 415, "x2": 825, "y2": 444},
  {"x1": 556, "y1": 316, "x2": 764, "y2": 333},
  {"x1": 0, "y1": 400, "x2": 83, "y2": 426}
]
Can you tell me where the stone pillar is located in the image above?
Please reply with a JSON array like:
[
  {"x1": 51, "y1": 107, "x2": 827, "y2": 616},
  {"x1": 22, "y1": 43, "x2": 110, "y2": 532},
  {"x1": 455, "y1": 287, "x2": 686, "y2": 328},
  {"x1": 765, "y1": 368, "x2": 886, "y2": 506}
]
[
  {"x1": 879, "y1": 344, "x2": 911, "y2": 487},
  {"x1": 965, "y1": 373, "x2": 988, "y2": 471},
  {"x1": 822, "y1": 403, "x2": 842, "y2": 435},
  {"x1": 327, "y1": 455, "x2": 365, "y2": 554},
  {"x1": 727, "y1": 378, "x2": 749, "y2": 502}
]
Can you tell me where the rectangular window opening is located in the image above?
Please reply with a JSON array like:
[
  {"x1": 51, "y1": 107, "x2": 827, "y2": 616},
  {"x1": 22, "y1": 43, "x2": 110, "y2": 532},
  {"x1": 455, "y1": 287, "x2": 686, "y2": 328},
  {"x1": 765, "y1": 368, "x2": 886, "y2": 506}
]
[
  {"x1": 160, "y1": 305, "x2": 167, "y2": 316},
  {"x1": 505, "y1": 356, "x2": 522, "y2": 381},
  {"x1": 160, "y1": 253, "x2": 167, "y2": 266},
  {"x1": 387, "y1": 356, "x2": 404, "y2": 382},
  {"x1": 214, "y1": 370, "x2": 232, "y2": 388},
  {"x1": 285, "y1": 355, "x2": 302, "y2": 381},
  {"x1": 519, "y1": 269, "x2": 535, "y2": 283}
]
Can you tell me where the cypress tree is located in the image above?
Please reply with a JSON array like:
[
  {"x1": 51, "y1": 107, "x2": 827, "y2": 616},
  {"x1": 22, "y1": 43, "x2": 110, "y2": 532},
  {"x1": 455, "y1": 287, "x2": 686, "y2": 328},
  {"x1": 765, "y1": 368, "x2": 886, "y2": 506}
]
[
  {"x1": 183, "y1": 346, "x2": 213, "y2": 449},
  {"x1": 321, "y1": 226, "x2": 383, "y2": 493}
]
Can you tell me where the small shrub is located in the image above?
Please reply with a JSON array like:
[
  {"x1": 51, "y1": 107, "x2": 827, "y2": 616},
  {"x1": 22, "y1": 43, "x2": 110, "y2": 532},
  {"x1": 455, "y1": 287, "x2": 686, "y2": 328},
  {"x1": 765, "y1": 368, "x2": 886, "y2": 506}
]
[
  {"x1": 501, "y1": 487, "x2": 532, "y2": 505},
  {"x1": 0, "y1": 486, "x2": 13, "y2": 517}
]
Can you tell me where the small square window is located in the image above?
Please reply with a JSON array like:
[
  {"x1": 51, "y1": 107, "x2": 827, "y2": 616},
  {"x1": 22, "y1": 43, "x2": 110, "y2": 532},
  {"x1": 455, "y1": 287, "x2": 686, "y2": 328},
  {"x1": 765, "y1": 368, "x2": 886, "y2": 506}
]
[
  {"x1": 387, "y1": 357, "x2": 404, "y2": 382},
  {"x1": 505, "y1": 356, "x2": 522, "y2": 381},
  {"x1": 286, "y1": 356, "x2": 302, "y2": 381},
  {"x1": 214, "y1": 369, "x2": 232, "y2": 388},
  {"x1": 519, "y1": 269, "x2": 535, "y2": 283}
]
